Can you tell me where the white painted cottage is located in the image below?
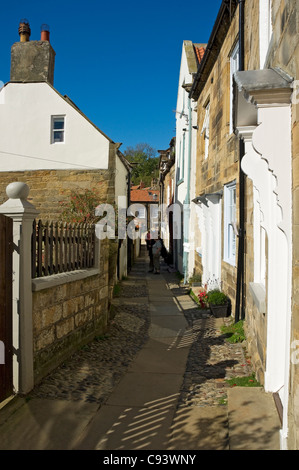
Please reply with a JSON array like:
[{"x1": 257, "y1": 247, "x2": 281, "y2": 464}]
[{"x1": 174, "y1": 40, "x2": 206, "y2": 281}]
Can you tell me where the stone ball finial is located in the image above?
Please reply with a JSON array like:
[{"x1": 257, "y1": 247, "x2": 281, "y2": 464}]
[{"x1": 6, "y1": 182, "x2": 30, "y2": 200}]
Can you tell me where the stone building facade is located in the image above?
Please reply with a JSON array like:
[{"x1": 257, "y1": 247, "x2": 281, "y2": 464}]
[
  {"x1": 190, "y1": 0, "x2": 299, "y2": 449},
  {"x1": 190, "y1": 0, "x2": 240, "y2": 312}
]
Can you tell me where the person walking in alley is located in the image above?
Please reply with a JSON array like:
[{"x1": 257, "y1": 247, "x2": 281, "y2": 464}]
[
  {"x1": 146, "y1": 229, "x2": 151, "y2": 251},
  {"x1": 152, "y1": 235, "x2": 162, "y2": 274}
]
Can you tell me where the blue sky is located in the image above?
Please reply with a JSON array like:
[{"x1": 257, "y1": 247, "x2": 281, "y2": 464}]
[{"x1": 0, "y1": 0, "x2": 222, "y2": 154}]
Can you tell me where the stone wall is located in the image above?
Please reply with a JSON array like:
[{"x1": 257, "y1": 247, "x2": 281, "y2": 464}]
[
  {"x1": 195, "y1": 11, "x2": 240, "y2": 313},
  {"x1": 241, "y1": 0, "x2": 265, "y2": 384},
  {"x1": 0, "y1": 143, "x2": 117, "y2": 221},
  {"x1": 32, "y1": 238, "x2": 110, "y2": 384}
]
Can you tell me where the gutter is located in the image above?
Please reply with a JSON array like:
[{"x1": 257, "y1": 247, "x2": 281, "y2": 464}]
[{"x1": 235, "y1": 0, "x2": 246, "y2": 323}]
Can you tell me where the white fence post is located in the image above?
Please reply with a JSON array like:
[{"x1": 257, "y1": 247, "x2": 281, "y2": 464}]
[{"x1": 0, "y1": 182, "x2": 39, "y2": 394}]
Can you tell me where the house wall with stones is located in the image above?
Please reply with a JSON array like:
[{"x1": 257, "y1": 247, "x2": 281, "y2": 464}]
[
  {"x1": 240, "y1": 1, "x2": 268, "y2": 387},
  {"x1": 0, "y1": 167, "x2": 115, "y2": 221},
  {"x1": 193, "y1": 7, "x2": 240, "y2": 312}
]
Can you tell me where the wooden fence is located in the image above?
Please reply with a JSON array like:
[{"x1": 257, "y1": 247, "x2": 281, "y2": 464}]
[{"x1": 32, "y1": 220, "x2": 96, "y2": 278}]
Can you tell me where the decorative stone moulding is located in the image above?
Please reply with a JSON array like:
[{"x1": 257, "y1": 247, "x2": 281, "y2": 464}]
[{"x1": 234, "y1": 68, "x2": 293, "y2": 445}]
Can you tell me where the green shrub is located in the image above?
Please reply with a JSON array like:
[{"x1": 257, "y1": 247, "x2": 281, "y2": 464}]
[{"x1": 207, "y1": 289, "x2": 228, "y2": 305}]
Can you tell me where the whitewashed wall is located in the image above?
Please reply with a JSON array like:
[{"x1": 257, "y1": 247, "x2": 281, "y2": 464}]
[{"x1": 0, "y1": 82, "x2": 110, "y2": 171}]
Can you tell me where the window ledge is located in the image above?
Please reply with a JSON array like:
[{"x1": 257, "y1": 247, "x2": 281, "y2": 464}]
[
  {"x1": 249, "y1": 282, "x2": 266, "y2": 314},
  {"x1": 32, "y1": 268, "x2": 100, "y2": 292},
  {"x1": 223, "y1": 258, "x2": 236, "y2": 268},
  {"x1": 177, "y1": 178, "x2": 184, "y2": 186}
]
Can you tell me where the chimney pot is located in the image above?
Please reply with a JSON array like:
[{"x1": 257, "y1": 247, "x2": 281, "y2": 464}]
[
  {"x1": 40, "y1": 24, "x2": 50, "y2": 41},
  {"x1": 18, "y1": 19, "x2": 31, "y2": 42}
]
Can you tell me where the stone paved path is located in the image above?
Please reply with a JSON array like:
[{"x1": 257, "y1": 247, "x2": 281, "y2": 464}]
[{"x1": 31, "y1": 245, "x2": 252, "y2": 411}]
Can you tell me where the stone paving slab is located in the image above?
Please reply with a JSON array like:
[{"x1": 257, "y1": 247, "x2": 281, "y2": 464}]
[
  {"x1": 228, "y1": 387, "x2": 281, "y2": 450},
  {"x1": 168, "y1": 405, "x2": 229, "y2": 450},
  {"x1": 149, "y1": 316, "x2": 189, "y2": 340},
  {"x1": 129, "y1": 339, "x2": 189, "y2": 374},
  {"x1": 0, "y1": 398, "x2": 98, "y2": 450},
  {"x1": 74, "y1": 403, "x2": 175, "y2": 450},
  {"x1": 106, "y1": 372, "x2": 183, "y2": 408},
  {"x1": 149, "y1": 301, "x2": 182, "y2": 315}
]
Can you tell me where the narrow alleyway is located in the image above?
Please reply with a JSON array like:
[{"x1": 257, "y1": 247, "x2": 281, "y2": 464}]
[{"x1": 0, "y1": 245, "x2": 280, "y2": 450}]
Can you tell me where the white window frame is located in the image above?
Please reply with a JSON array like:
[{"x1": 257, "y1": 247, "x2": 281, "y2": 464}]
[
  {"x1": 224, "y1": 181, "x2": 237, "y2": 266},
  {"x1": 230, "y1": 42, "x2": 239, "y2": 134},
  {"x1": 201, "y1": 101, "x2": 210, "y2": 159},
  {"x1": 51, "y1": 115, "x2": 65, "y2": 144}
]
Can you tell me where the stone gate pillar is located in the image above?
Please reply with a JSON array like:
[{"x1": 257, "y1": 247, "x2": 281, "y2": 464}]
[{"x1": 0, "y1": 182, "x2": 39, "y2": 394}]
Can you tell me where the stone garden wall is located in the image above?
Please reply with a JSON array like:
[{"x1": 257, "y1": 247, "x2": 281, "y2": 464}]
[{"x1": 32, "y1": 238, "x2": 110, "y2": 384}]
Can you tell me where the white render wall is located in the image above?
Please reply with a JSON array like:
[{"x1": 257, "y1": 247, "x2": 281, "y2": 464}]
[
  {"x1": 115, "y1": 155, "x2": 129, "y2": 279},
  {"x1": 0, "y1": 82, "x2": 110, "y2": 171},
  {"x1": 175, "y1": 41, "x2": 198, "y2": 276}
]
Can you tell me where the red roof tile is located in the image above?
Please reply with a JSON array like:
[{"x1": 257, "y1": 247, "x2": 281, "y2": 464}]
[
  {"x1": 194, "y1": 46, "x2": 205, "y2": 64},
  {"x1": 130, "y1": 188, "x2": 159, "y2": 202}
]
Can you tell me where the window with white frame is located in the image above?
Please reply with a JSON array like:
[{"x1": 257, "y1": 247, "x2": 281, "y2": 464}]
[
  {"x1": 51, "y1": 115, "x2": 65, "y2": 143},
  {"x1": 224, "y1": 181, "x2": 237, "y2": 265},
  {"x1": 230, "y1": 42, "x2": 239, "y2": 134},
  {"x1": 201, "y1": 101, "x2": 210, "y2": 159}
]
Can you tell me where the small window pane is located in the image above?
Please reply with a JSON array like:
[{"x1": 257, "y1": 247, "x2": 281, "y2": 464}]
[
  {"x1": 53, "y1": 131, "x2": 64, "y2": 142},
  {"x1": 53, "y1": 119, "x2": 64, "y2": 130}
]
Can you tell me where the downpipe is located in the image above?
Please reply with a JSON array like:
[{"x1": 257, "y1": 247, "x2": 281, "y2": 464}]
[{"x1": 235, "y1": 0, "x2": 246, "y2": 323}]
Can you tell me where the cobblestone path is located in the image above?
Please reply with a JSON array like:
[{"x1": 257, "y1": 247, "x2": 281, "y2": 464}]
[{"x1": 31, "y1": 248, "x2": 253, "y2": 411}]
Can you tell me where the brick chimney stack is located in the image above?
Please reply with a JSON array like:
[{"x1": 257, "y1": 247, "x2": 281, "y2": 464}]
[{"x1": 10, "y1": 20, "x2": 56, "y2": 85}]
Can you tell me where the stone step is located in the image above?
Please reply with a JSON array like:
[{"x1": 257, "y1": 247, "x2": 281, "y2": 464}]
[{"x1": 227, "y1": 387, "x2": 281, "y2": 450}]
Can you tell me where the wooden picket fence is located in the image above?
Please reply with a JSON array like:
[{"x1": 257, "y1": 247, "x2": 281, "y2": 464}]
[{"x1": 32, "y1": 220, "x2": 96, "y2": 278}]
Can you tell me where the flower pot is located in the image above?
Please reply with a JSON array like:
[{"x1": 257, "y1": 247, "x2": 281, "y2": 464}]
[{"x1": 210, "y1": 303, "x2": 229, "y2": 318}]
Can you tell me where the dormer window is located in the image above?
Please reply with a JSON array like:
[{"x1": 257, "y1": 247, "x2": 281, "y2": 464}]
[{"x1": 51, "y1": 116, "x2": 65, "y2": 143}]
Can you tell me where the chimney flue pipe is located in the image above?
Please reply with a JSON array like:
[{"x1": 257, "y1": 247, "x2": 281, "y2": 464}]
[
  {"x1": 18, "y1": 19, "x2": 31, "y2": 42},
  {"x1": 40, "y1": 24, "x2": 50, "y2": 41}
]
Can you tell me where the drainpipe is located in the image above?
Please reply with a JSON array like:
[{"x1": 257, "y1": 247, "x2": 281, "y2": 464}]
[
  {"x1": 127, "y1": 170, "x2": 132, "y2": 272},
  {"x1": 235, "y1": 0, "x2": 246, "y2": 323},
  {"x1": 183, "y1": 96, "x2": 192, "y2": 284}
]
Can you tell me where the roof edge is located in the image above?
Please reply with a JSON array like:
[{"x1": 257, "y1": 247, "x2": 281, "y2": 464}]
[{"x1": 189, "y1": 0, "x2": 239, "y2": 101}]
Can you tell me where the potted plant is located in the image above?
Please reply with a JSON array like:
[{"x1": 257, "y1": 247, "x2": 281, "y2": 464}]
[{"x1": 207, "y1": 289, "x2": 230, "y2": 318}]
